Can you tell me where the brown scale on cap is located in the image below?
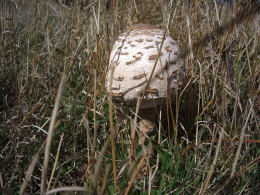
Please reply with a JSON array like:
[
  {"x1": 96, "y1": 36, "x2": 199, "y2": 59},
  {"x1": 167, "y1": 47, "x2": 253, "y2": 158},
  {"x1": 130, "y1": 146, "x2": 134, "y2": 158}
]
[
  {"x1": 171, "y1": 70, "x2": 178, "y2": 78},
  {"x1": 155, "y1": 73, "x2": 164, "y2": 79},
  {"x1": 149, "y1": 52, "x2": 162, "y2": 60},
  {"x1": 114, "y1": 76, "x2": 124, "y2": 81},
  {"x1": 126, "y1": 56, "x2": 141, "y2": 65},
  {"x1": 135, "y1": 39, "x2": 144, "y2": 42},
  {"x1": 145, "y1": 45, "x2": 155, "y2": 49},
  {"x1": 165, "y1": 45, "x2": 173, "y2": 52},
  {"x1": 169, "y1": 60, "x2": 176, "y2": 65},
  {"x1": 132, "y1": 73, "x2": 146, "y2": 80},
  {"x1": 130, "y1": 44, "x2": 136, "y2": 47}
]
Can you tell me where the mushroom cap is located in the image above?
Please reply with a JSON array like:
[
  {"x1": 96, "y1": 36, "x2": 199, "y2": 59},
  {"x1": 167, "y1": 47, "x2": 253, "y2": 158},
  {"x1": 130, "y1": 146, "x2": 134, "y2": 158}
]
[{"x1": 106, "y1": 24, "x2": 185, "y2": 109}]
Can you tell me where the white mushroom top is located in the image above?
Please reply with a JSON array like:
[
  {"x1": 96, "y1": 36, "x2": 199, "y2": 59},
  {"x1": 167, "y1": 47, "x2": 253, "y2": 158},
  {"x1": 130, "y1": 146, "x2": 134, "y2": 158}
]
[{"x1": 106, "y1": 24, "x2": 185, "y2": 108}]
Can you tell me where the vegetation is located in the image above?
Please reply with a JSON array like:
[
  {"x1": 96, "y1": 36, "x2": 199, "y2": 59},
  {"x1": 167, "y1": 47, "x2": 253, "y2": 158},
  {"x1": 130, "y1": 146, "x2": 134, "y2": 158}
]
[{"x1": 0, "y1": 0, "x2": 259, "y2": 194}]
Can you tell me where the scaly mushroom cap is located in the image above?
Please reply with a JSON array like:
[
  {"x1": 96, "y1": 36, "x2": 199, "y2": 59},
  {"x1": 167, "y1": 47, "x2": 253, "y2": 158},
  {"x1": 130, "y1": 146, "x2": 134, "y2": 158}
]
[{"x1": 106, "y1": 24, "x2": 185, "y2": 108}]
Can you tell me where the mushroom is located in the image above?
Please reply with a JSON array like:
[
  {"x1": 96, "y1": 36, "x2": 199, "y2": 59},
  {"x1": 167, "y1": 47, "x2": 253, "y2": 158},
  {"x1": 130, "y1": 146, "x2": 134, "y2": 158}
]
[{"x1": 106, "y1": 24, "x2": 185, "y2": 142}]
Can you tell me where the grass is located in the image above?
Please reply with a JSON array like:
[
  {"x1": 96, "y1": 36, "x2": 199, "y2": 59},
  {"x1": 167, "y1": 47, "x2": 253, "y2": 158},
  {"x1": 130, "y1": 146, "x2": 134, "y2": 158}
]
[{"x1": 0, "y1": 0, "x2": 260, "y2": 194}]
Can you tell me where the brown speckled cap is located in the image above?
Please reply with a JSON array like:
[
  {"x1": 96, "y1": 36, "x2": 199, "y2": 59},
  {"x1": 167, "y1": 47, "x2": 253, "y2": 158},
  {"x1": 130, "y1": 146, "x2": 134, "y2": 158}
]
[{"x1": 106, "y1": 24, "x2": 185, "y2": 108}]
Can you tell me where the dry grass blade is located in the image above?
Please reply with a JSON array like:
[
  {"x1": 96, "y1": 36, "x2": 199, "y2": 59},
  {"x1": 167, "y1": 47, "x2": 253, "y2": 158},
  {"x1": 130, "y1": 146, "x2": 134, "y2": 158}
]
[
  {"x1": 186, "y1": 14, "x2": 193, "y2": 60},
  {"x1": 139, "y1": 28, "x2": 167, "y2": 108},
  {"x1": 19, "y1": 140, "x2": 46, "y2": 195},
  {"x1": 47, "y1": 133, "x2": 64, "y2": 191},
  {"x1": 41, "y1": 74, "x2": 68, "y2": 194},
  {"x1": 231, "y1": 103, "x2": 253, "y2": 177},
  {"x1": 130, "y1": 98, "x2": 141, "y2": 169},
  {"x1": 19, "y1": 153, "x2": 39, "y2": 195},
  {"x1": 92, "y1": 136, "x2": 111, "y2": 191},
  {"x1": 139, "y1": 0, "x2": 159, "y2": 23},
  {"x1": 83, "y1": 115, "x2": 92, "y2": 163},
  {"x1": 0, "y1": 173, "x2": 3, "y2": 189},
  {"x1": 239, "y1": 156, "x2": 260, "y2": 177},
  {"x1": 201, "y1": 127, "x2": 224, "y2": 195},
  {"x1": 108, "y1": 66, "x2": 118, "y2": 192},
  {"x1": 101, "y1": 164, "x2": 112, "y2": 195},
  {"x1": 124, "y1": 153, "x2": 147, "y2": 195},
  {"x1": 45, "y1": 186, "x2": 91, "y2": 195},
  {"x1": 148, "y1": 109, "x2": 161, "y2": 194},
  {"x1": 92, "y1": 70, "x2": 97, "y2": 156},
  {"x1": 19, "y1": 101, "x2": 44, "y2": 127},
  {"x1": 189, "y1": 2, "x2": 260, "y2": 58},
  {"x1": 215, "y1": 104, "x2": 256, "y2": 194}
]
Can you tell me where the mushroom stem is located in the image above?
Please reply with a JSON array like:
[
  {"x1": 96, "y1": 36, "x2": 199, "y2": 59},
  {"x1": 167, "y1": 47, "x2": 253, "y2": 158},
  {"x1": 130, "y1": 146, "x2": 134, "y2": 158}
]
[{"x1": 138, "y1": 107, "x2": 156, "y2": 143}]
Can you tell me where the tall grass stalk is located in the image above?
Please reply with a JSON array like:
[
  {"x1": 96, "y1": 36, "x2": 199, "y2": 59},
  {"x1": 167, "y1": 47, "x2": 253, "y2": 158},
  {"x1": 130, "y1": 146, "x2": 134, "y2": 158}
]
[{"x1": 41, "y1": 74, "x2": 67, "y2": 194}]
